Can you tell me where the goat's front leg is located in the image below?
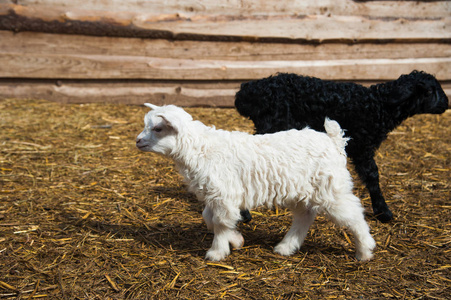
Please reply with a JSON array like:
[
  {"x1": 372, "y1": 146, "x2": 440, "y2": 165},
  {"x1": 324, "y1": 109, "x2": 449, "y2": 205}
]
[
  {"x1": 205, "y1": 207, "x2": 244, "y2": 261},
  {"x1": 353, "y1": 155, "x2": 393, "y2": 222}
]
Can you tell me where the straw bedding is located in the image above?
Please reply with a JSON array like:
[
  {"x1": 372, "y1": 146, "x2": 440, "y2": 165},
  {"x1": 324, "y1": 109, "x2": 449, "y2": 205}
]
[{"x1": 0, "y1": 98, "x2": 449, "y2": 299}]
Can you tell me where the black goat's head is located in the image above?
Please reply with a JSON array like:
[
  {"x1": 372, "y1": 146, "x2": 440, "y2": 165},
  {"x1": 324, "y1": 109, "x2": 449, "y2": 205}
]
[
  {"x1": 235, "y1": 77, "x2": 275, "y2": 119},
  {"x1": 379, "y1": 71, "x2": 448, "y2": 115}
]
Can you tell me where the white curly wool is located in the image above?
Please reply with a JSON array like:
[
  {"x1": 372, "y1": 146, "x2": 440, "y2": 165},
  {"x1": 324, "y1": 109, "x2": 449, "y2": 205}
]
[{"x1": 136, "y1": 104, "x2": 376, "y2": 261}]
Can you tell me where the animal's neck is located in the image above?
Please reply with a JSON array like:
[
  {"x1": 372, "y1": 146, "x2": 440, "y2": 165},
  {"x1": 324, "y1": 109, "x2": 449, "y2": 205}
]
[
  {"x1": 171, "y1": 123, "x2": 211, "y2": 172},
  {"x1": 370, "y1": 82, "x2": 418, "y2": 128}
]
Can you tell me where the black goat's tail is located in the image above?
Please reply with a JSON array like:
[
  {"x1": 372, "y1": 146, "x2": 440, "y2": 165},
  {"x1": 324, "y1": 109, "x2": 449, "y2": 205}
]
[{"x1": 324, "y1": 118, "x2": 349, "y2": 157}]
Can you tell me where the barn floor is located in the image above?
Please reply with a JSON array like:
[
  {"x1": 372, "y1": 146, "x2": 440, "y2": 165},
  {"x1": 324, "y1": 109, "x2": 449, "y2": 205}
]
[{"x1": 0, "y1": 98, "x2": 450, "y2": 299}]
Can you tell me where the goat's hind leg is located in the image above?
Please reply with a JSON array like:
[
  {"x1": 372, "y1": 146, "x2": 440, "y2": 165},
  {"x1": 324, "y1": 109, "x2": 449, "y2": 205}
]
[
  {"x1": 327, "y1": 194, "x2": 376, "y2": 261},
  {"x1": 353, "y1": 155, "x2": 393, "y2": 222},
  {"x1": 274, "y1": 207, "x2": 317, "y2": 256}
]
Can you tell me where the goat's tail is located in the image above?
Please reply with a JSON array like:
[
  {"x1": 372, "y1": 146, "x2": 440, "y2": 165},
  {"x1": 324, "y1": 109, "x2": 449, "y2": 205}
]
[{"x1": 324, "y1": 118, "x2": 349, "y2": 156}]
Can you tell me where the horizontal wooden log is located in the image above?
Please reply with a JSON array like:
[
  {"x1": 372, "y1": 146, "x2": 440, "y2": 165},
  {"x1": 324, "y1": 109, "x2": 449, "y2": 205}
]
[
  {"x1": 1, "y1": 52, "x2": 450, "y2": 81},
  {"x1": 5, "y1": 0, "x2": 451, "y2": 18},
  {"x1": 1, "y1": 80, "x2": 450, "y2": 107},
  {"x1": 0, "y1": 80, "x2": 241, "y2": 106},
  {"x1": 1, "y1": 31, "x2": 449, "y2": 82},
  {"x1": 2, "y1": 31, "x2": 450, "y2": 62},
  {"x1": 0, "y1": 4, "x2": 449, "y2": 42}
]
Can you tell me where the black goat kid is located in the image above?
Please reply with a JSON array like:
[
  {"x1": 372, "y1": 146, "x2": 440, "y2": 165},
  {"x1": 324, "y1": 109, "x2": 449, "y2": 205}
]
[{"x1": 235, "y1": 71, "x2": 449, "y2": 222}]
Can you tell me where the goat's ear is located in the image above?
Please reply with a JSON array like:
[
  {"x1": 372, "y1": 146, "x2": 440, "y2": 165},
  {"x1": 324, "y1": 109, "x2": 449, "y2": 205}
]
[
  {"x1": 144, "y1": 103, "x2": 159, "y2": 110},
  {"x1": 385, "y1": 83, "x2": 418, "y2": 105},
  {"x1": 157, "y1": 114, "x2": 180, "y2": 133}
]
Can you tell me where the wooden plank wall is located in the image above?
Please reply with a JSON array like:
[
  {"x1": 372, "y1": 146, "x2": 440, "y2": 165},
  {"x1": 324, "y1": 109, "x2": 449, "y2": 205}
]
[{"x1": 0, "y1": 0, "x2": 450, "y2": 106}]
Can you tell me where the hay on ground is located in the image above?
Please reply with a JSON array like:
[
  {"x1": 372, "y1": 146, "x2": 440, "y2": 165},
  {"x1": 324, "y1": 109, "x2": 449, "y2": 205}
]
[{"x1": 0, "y1": 98, "x2": 450, "y2": 299}]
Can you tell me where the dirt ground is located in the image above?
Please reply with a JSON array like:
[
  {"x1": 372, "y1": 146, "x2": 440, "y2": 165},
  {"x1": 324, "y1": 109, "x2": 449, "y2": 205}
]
[{"x1": 0, "y1": 98, "x2": 450, "y2": 299}]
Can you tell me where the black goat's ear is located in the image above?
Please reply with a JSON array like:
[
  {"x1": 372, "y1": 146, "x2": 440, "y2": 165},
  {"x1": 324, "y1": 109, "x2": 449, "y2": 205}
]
[{"x1": 385, "y1": 82, "x2": 423, "y2": 105}]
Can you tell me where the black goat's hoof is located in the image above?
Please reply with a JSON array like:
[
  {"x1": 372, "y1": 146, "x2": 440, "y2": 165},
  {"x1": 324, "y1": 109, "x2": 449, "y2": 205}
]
[
  {"x1": 240, "y1": 209, "x2": 252, "y2": 223},
  {"x1": 375, "y1": 209, "x2": 394, "y2": 223}
]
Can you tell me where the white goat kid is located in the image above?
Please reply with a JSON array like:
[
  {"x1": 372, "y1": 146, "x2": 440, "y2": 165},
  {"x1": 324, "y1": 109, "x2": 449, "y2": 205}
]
[{"x1": 136, "y1": 103, "x2": 376, "y2": 261}]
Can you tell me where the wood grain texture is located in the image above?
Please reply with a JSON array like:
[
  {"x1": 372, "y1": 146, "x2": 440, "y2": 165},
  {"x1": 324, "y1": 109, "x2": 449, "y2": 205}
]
[
  {"x1": 1, "y1": 52, "x2": 450, "y2": 81},
  {"x1": 1, "y1": 4, "x2": 449, "y2": 42},
  {"x1": 5, "y1": 0, "x2": 451, "y2": 18},
  {"x1": 2, "y1": 31, "x2": 450, "y2": 61},
  {"x1": 0, "y1": 1, "x2": 449, "y2": 106},
  {"x1": 1, "y1": 31, "x2": 449, "y2": 81},
  {"x1": 1, "y1": 80, "x2": 450, "y2": 107},
  {"x1": 0, "y1": 80, "x2": 241, "y2": 106}
]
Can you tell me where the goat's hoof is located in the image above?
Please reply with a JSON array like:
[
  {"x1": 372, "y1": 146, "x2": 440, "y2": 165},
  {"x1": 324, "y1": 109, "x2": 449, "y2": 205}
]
[
  {"x1": 274, "y1": 243, "x2": 296, "y2": 256},
  {"x1": 240, "y1": 210, "x2": 252, "y2": 223},
  {"x1": 375, "y1": 209, "x2": 393, "y2": 223},
  {"x1": 205, "y1": 249, "x2": 229, "y2": 261},
  {"x1": 356, "y1": 250, "x2": 374, "y2": 262}
]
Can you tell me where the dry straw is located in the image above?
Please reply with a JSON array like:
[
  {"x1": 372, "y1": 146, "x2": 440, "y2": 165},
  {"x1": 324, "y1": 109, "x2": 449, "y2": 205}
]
[{"x1": 0, "y1": 99, "x2": 449, "y2": 299}]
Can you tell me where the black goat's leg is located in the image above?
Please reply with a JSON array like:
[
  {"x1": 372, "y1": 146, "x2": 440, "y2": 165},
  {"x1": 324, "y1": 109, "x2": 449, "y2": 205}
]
[{"x1": 352, "y1": 156, "x2": 393, "y2": 222}]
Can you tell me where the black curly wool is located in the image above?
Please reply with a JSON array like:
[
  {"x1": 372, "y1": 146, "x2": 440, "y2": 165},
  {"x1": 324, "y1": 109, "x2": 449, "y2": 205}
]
[{"x1": 235, "y1": 71, "x2": 449, "y2": 222}]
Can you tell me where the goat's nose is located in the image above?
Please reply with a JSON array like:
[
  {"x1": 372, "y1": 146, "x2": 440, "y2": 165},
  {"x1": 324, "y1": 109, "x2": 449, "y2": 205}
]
[{"x1": 136, "y1": 138, "x2": 141, "y2": 144}]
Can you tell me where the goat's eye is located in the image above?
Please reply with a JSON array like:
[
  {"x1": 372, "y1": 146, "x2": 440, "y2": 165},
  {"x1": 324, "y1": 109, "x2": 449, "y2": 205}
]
[{"x1": 152, "y1": 126, "x2": 163, "y2": 133}]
